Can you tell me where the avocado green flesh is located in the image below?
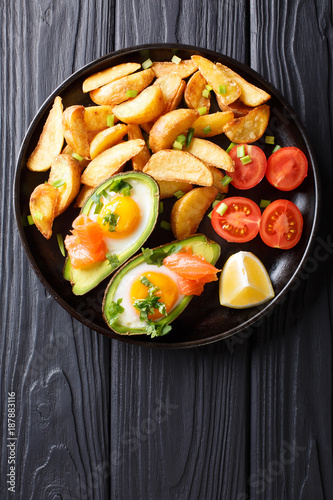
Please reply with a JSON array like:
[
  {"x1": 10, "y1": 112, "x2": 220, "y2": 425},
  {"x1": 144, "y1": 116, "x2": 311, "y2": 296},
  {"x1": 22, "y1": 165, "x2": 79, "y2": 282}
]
[
  {"x1": 63, "y1": 172, "x2": 159, "y2": 295},
  {"x1": 103, "y1": 234, "x2": 221, "y2": 335}
]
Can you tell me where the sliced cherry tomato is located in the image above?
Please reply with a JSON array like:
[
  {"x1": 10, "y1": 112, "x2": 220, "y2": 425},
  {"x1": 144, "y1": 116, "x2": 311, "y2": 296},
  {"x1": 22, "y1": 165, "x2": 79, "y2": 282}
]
[
  {"x1": 211, "y1": 196, "x2": 261, "y2": 243},
  {"x1": 266, "y1": 147, "x2": 308, "y2": 191},
  {"x1": 260, "y1": 199, "x2": 303, "y2": 249},
  {"x1": 228, "y1": 144, "x2": 267, "y2": 189}
]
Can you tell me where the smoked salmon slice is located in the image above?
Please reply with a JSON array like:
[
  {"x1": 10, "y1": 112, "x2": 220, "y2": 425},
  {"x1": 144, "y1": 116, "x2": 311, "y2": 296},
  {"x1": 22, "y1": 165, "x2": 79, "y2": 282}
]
[
  {"x1": 163, "y1": 251, "x2": 219, "y2": 296},
  {"x1": 65, "y1": 214, "x2": 107, "y2": 268}
]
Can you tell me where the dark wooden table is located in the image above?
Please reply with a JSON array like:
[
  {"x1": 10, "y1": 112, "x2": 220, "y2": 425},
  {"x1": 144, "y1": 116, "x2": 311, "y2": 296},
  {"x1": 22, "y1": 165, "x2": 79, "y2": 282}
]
[{"x1": 1, "y1": 1, "x2": 333, "y2": 498}]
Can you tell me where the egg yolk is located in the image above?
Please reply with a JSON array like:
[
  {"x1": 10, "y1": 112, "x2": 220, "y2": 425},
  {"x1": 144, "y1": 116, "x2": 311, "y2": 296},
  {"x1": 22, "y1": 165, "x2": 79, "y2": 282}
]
[
  {"x1": 130, "y1": 271, "x2": 179, "y2": 320},
  {"x1": 97, "y1": 195, "x2": 140, "y2": 238}
]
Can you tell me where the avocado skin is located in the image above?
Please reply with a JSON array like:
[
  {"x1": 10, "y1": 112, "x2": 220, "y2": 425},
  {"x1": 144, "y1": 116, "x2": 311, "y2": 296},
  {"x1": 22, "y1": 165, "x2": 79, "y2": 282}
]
[
  {"x1": 103, "y1": 234, "x2": 221, "y2": 335},
  {"x1": 64, "y1": 171, "x2": 160, "y2": 295}
]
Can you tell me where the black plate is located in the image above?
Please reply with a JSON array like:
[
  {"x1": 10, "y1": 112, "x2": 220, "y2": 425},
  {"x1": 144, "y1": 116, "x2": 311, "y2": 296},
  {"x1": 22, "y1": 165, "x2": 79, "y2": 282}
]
[{"x1": 14, "y1": 44, "x2": 320, "y2": 348}]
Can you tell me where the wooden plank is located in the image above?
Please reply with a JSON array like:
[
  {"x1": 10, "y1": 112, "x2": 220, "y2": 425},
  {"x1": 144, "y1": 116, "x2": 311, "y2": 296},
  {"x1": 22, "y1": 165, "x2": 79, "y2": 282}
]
[
  {"x1": 249, "y1": 1, "x2": 333, "y2": 498},
  {"x1": 0, "y1": 1, "x2": 116, "y2": 498},
  {"x1": 109, "y1": 2, "x2": 252, "y2": 499}
]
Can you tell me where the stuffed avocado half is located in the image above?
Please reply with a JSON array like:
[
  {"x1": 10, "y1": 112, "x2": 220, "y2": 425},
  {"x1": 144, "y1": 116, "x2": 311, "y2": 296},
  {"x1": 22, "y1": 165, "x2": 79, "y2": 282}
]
[
  {"x1": 102, "y1": 234, "x2": 221, "y2": 338},
  {"x1": 64, "y1": 171, "x2": 160, "y2": 295}
]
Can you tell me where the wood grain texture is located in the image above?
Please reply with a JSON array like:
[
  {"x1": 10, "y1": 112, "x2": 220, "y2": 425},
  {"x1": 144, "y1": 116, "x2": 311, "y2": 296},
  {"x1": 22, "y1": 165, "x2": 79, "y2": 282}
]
[{"x1": 1, "y1": 0, "x2": 332, "y2": 499}]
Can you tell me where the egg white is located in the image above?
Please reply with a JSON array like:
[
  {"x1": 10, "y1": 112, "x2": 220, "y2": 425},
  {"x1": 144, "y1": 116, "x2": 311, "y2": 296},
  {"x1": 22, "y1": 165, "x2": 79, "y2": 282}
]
[
  {"x1": 113, "y1": 263, "x2": 185, "y2": 329},
  {"x1": 87, "y1": 179, "x2": 154, "y2": 254}
]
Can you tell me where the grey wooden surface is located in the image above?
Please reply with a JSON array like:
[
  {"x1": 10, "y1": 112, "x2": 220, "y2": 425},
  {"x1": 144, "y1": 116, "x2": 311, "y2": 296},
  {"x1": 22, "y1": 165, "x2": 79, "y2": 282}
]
[{"x1": 1, "y1": 0, "x2": 333, "y2": 499}]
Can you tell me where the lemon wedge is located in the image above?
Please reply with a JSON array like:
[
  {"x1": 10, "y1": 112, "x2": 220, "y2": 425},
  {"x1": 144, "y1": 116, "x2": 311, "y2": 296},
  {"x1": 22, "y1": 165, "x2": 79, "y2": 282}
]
[{"x1": 219, "y1": 251, "x2": 275, "y2": 308}]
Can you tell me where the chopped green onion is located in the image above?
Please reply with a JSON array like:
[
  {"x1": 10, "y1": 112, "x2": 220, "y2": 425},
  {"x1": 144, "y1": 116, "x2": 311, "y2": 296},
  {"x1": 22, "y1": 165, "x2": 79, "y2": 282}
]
[
  {"x1": 202, "y1": 89, "x2": 210, "y2": 98},
  {"x1": 240, "y1": 155, "x2": 252, "y2": 165},
  {"x1": 198, "y1": 106, "x2": 207, "y2": 115},
  {"x1": 146, "y1": 139, "x2": 151, "y2": 150},
  {"x1": 107, "y1": 114, "x2": 114, "y2": 127},
  {"x1": 260, "y1": 199, "x2": 271, "y2": 208},
  {"x1": 212, "y1": 200, "x2": 221, "y2": 208},
  {"x1": 159, "y1": 201, "x2": 164, "y2": 214},
  {"x1": 172, "y1": 140, "x2": 183, "y2": 150},
  {"x1": 142, "y1": 58, "x2": 153, "y2": 69},
  {"x1": 218, "y1": 85, "x2": 227, "y2": 94},
  {"x1": 265, "y1": 135, "x2": 275, "y2": 144},
  {"x1": 272, "y1": 145, "x2": 281, "y2": 153},
  {"x1": 216, "y1": 192, "x2": 226, "y2": 200},
  {"x1": 226, "y1": 142, "x2": 236, "y2": 154},
  {"x1": 174, "y1": 190, "x2": 185, "y2": 199},
  {"x1": 160, "y1": 220, "x2": 171, "y2": 231},
  {"x1": 126, "y1": 89, "x2": 138, "y2": 98},
  {"x1": 101, "y1": 190, "x2": 111, "y2": 201},
  {"x1": 72, "y1": 152, "x2": 84, "y2": 161},
  {"x1": 237, "y1": 145, "x2": 245, "y2": 158},
  {"x1": 186, "y1": 127, "x2": 195, "y2": 147},
  {"x1": 205, "y1": 85, "x2": 213, "y2": 91},
  {"x1": 220, "y1": 175, "x2": 233, "y2": 187},
  {"x1": 57, "y1": 233, "x2": 66, "y2": 257},
  {"x1": 52, "y1": 179, "x2": 66, "y2": 189},
  {"x1": 176, "y1": 134, "x2": 186, "y2": 145},
  {"x1": 216, "y1": 202, "x2": 228, "y2": 216},
  {"x1": 27, "y1": 215, "x2": 35, "y2": 225},
  {"x1": 171, "y1": 55, "x2": 181, "y2": 64},
  {"x1": 202, "y1": 126, "x2": 212, "y2": 135},
  {"x1": 207, "y1": 210, "x2": 213, "y2": 219},
  {"x1": 33, "y1": 211, "x2": 43, "y2": 221}
]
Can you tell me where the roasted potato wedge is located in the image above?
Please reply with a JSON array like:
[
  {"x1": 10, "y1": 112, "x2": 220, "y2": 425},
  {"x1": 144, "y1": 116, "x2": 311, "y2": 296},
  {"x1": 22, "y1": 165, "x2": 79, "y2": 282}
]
[
  {"x1": 151, "y1": 59, "x2": 198, "y2": 79},
  {"x1": 157, "y1": 180, "x2": 193, "y2": 199},
  {"x1": 82, "y1": 63, "x2": 141, "y2": 93},
  {"x1": 149, "y1": 108, "x2": 199, "y2": 152},
  {"x1": 62, "y1": 105, "x2": 90, "y2": 159},
  {"x1": 216, "y1": 97, "x2": 253, "y2": 117},
  {"x1": 61, "y1": 145, "x2": 90, "y2": 171},
  {"x1": 184, "y1": 71, "x2": 211, "y2": 111},
  {"x1": 84, "y1": 105, "x2": 117, "y2": 132},
  {"x1": 216, "y1": 63, "x2": 271, "y2": 107},
  {"x1": 27, "y1": 96, "x2": 64, "y2": 172},
  {"x1": 207, "y1": 165, "x2": 229, "y2": 193},
  {"x1": 90, "y1": 124, "x2": 128, "y2": 159},
  {"x1": 81, "y1": 139, "x2": 145, "y2": 187},
  {"x1": 75, "y1": 184, "x2": 95, "y2": 208},
  {"x1": 112, "y1": 85, "x2": 165, "y2": 124},
  {"x1": 127, "y1": 124, "x2": 151, "y2": 171},
  {"x1": 48, "y1": 154, "x2": 81, "y2": 216},
  {"x1": 192, "y1": 111, "x2": 234, "y2": 138},
  {"x1": 171, "y1": 186, "x2": 218, "y2": 240},
  {"x1": 223, "y1": 104, "x2": 270, "y2": 143},
  {"x1": 192, "y1": 55, "x2": 240, "y2": 106},
  {"x1": 153, "y1": 73, "x2": 185, "y2": 114},
  {"x1": 89, "y1": 68, "x2": 154, "y2": 107},
  {"x1": 186, "y1": 137, "x2": 234, "y2": 172},
  {"x1": 29, "y1": 183, "x2": 59, "y2": 239},
  {"x1": 143, "y1": 149, "x2": 213, "y2": 186}
]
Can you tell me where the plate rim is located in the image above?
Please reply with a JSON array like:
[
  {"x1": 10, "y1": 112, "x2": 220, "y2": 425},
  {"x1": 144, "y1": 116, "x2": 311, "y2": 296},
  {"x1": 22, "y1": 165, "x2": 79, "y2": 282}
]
[{"x1": 14, "y1": 43, "x2": 321, "y2": 349}]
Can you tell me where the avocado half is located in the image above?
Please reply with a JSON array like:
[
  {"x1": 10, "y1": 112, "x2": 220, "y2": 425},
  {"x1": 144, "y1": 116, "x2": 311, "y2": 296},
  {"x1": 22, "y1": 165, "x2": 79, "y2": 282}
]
[
  {"x1": 63, "y1": 171, "x2": 160, "y2": 295},
  {"x1": 102, "y1": 234, "x2": 221, "y2": 336}
]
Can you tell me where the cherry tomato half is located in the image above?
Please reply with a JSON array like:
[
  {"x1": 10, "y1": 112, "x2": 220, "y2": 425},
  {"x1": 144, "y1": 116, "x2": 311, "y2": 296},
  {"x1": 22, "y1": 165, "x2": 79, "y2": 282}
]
[
  {"x1": 266, "y1": 147, "x2": 308, "y2": 191},
  {"x1": 229, "y1": 144, "x2": 267, "y2": 190},
  {"x1": 260, "y1": 199, "x2": 303, "y2": 249},
  {"x1": 211, "y1": 196, "x2": 261, "y2": 243}
]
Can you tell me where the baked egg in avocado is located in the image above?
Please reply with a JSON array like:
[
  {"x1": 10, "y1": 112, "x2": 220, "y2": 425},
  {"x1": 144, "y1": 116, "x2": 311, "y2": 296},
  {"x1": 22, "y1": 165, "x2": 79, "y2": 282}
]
[
  {"x1": 102, "y1": 234, "x2": 221, "y2": 338},
  {"x1": 64, "y1": 171, "x2": 159, "y2": 295}
]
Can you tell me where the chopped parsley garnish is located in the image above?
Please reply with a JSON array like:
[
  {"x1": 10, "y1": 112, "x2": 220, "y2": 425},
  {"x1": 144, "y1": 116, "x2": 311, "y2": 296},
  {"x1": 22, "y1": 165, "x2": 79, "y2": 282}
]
[
  {"x1": 103, "y1": 212, "x2": 119, "y2": 232},
  {"x1": 134, "y1": 276, "x2": 167, "y2": 320},
  {"x1": 141, "y1": 244, "x2": 182, "y2": 267},
  {"x1": 107, "y1": 299, "x2": 124, "y2": 325},
  {"x1": 105, "y1": 253, "x2": 120, "y2": 269}
]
